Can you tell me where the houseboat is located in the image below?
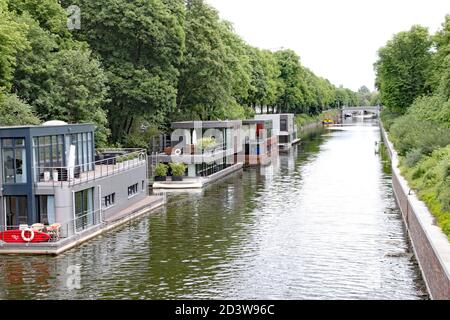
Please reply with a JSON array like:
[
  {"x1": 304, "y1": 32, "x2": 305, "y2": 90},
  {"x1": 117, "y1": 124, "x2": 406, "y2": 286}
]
[
  {"x1": 254, "y1": 114, "x2": 300, "y2": 150},
  {"x1": 241, "y1": 119, "x2": 277, "y2": 166},
  {"x1": 150, "y1": 121, "x2": 244, "y2": 189},
  {"x1": 0, "y1": 121, "x2": 164, "y2": 254}
]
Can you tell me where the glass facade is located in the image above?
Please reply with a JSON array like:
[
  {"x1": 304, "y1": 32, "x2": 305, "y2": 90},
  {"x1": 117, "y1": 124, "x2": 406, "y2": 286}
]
[
  {"x1": 33, "y1": 135, "x2": 64, "y2": 181},
  {"x1": 5, "y1": 196, "x2": 28, "y2": 226},
  {"x1": 36, "y1": 195, "x2": 55, "y2": 225},
  {"x1": 195, "y1": 158, "x2": 228, "y2": 177},
  {"x1": 32, "y1": 132, "x2": 94, "y2": 181},
  {"x1": 2, "y1": 138, "x2": 27, "y2": 183},
  {"x1": 75, "y1": 188, "x2": 94, "y2": 231},
  {"x1": 69, "y1": 132, "x2": 94, "y2": 171}
]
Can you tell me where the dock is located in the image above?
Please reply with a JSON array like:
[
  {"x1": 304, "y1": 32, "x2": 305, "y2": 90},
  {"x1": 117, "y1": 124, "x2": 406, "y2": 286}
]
[{"x1": 0, "y1": 195, "x2": 166, "y2": 255}]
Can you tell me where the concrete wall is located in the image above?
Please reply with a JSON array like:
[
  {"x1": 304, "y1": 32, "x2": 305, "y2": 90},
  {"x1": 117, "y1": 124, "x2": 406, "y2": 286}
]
[{"x1": 381, "y1": 125, "x2": 450, "y2": 300}]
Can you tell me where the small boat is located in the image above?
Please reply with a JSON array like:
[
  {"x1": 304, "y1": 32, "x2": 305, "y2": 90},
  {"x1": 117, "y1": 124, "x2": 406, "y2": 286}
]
[
  {"x1": 0, "y1": 229, "x2": 51, "y2": 243},
  {"x1": 322, "y1": 119, "x2": 334, "y2": 126}
]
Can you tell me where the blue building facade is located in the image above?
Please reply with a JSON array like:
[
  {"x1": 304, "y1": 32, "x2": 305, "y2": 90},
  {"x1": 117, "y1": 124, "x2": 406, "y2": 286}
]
[{"x1": 0, "y1": 123, "x2": 95, "y2": 227}]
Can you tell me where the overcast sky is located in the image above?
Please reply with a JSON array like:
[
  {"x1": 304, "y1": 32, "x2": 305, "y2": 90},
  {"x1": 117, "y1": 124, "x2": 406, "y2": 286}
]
[{"x1": 206, "y1": 0, "x2": 449, "y2": 91}]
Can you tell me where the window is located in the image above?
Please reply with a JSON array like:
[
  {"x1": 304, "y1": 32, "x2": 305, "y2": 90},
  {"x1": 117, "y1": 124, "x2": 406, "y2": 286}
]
[
  {"x1": 36, "y1": 195, "x2": 55, "y2": 225},
  {"x1": 103, "y1": 193, "x2": 115, "y2": 209},
  {"x1": 279, "y1": 135, "x2": 289, "y2": 144},
  {"x1": 70, "y1": 132, "x2": 94, "y2": 173},
  {"x1": 280, "y1": 119, "x2": 288, "y2": 131},
  {"x1": 128, "y1": 183, "x2": 138, "y2": 197},
  {"x1": 2, "y1": 138, "x2": 27, "y2": 183},
  {"x1": 5, "y1": 196, "x2": 28, "y2": 226},
  {"x1": 75, "y1": 188, "x2": 94, "y2": 231},
  {"x1": 142, "y1": 180, "x2": 145, "y2": 192},
  {"x1": 33, "y1": 135, "x2": 64, "y2": 181}
]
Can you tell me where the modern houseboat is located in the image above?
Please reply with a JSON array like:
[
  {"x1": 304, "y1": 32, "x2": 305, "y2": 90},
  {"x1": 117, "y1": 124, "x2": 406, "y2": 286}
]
[
  {"x1": 254, "y1": 114, "x2": 300, "y2": 150},
  {"x1": 242, "y1": 119, "x2": 277, "y2": 166},
  {"x1": 0, "y1": 121, "x2": 164, "y2": 254},
  {"x1": 150, "y1": 121, "x2": 244, "y2": 189}
]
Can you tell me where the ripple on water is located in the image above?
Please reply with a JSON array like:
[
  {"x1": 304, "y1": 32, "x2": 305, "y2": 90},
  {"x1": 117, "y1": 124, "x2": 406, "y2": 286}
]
[{"x1": 0, "y1": 121, "x2": 427, "y2": 299}]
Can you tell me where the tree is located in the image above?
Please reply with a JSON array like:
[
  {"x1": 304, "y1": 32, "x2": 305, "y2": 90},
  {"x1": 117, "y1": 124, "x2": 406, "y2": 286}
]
[
  {"x1": 176, "y1": 0, "x2": 251, "y2": 120},
  {"x1": 0, "y1": 93, "x2": 41, "y2": 125},
  {"x1": 32, "y1": 48, "x2": 110, "y2": 145},
  {"x1": 430, "y1": 15, "x2": 450, "y2": 98},
  {"x1": 64, "y1": 0, "x2": 185, "y2": 142},
  {"x1": 7, "y1": 0, "x2": 68, "y2": 36},
  {"x1": 0, "y1": 0, "x2": 28, "y2": 90},
  {"x1": 243, "y1": 47, "x2": 281, "y2": 112},
  {"x1": 374, "y1": 25, "x2": 433, "y2": 113},
  {"x1": 274, "y1": 49, "x2": 304, "y2": 113},
  {"x1": 11, "y1": 9, "x2": 110, "y2": 146}
]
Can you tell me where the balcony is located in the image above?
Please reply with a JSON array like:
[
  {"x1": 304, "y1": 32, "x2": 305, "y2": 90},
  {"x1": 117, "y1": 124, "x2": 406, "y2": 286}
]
[{"x1": 34, "y1": 149, "x2": 147, "y2": 187}]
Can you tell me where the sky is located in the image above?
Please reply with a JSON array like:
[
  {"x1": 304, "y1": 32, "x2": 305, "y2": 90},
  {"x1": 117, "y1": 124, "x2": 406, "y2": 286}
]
[{"x1": 206, "y1": 0, "x2": 449, "y2": 92}]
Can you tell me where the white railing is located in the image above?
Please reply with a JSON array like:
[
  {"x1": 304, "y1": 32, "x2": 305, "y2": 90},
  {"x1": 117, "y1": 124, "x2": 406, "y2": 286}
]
[
  {"x1": 0, "y1": 209, "x2": 103, "y2": 244},
  {"x1": 34, "y1": 149, "x2": 147, "y2": 187}
]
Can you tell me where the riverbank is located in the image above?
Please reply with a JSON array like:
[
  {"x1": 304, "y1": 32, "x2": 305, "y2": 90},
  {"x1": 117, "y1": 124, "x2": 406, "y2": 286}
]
[
  {"x1": 381, "y1": 124, "x2": 450, "y2": 300},
  {"x1": 295, "y1": 109, "x2": 340, "y2": 130}
]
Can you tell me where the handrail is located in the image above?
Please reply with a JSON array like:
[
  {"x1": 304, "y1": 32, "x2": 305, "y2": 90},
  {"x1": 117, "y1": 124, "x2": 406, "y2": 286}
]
[
  {"x1": 0, "y1": 209, "x2": 103, "y2": 244},
  {"x1": 34, "y1": 149, "x2": 147, "y2": 187}
]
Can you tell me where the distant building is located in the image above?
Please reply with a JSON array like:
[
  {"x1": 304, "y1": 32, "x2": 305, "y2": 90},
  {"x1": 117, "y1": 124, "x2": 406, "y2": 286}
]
[{"x1": 254, "y1": 114, "x2": 300, "y2": 150}]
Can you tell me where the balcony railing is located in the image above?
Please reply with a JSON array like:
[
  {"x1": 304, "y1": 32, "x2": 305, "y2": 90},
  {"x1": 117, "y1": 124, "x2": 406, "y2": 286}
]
[
  {"x1": 0, "y1": 209, "x2": 103, "y2": 244},
  {"x1": 34, "y1": 149, "x2": 147, "y2": 187}
]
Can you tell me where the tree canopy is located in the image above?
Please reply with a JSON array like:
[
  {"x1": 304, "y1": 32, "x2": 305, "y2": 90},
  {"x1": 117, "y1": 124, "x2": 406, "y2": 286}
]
[
  {"x1": 0, "y1": 0, "x2": 370, "y2": 146},
  {"x1": 374, "y1": 25, "x2": 433, "y2": 113}
]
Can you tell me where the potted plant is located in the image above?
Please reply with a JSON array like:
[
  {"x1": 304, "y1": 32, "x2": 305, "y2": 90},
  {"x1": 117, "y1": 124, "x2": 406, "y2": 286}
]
[
  {"x1": 154, "y1": 163, "x2": 168, "y2": 181},
  {"x1": 169, "y1": 162, "x2": 186, "y2": 181}
]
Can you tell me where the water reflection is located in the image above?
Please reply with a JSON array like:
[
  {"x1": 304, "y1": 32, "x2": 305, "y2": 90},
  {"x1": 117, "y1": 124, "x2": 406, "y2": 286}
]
[{"x1": 0, "y1": 120, "x2": 427, "y2": 299}]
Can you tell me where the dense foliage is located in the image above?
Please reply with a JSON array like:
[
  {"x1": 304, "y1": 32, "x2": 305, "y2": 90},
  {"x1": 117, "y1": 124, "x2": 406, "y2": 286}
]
[
  {"x1": 376, "y1": 15, "x2": 450, "y2": 239},
  {"x1": 0, "y1": 0, "x2": 377, "y2": 145}
]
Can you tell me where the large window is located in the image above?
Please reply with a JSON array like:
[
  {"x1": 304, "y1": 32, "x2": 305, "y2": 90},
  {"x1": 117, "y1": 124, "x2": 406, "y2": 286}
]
[
  {"x1": 69, "y1": 132, "x2": 94, "y2": 172},
  {"x1": 33, "y1": 135, "x2": 64, "y2": 180},
  {"x1": 36, "y1": 195, "x2": 55, "y2": 225},
  {"x1": 5, "y1": 196, "x2": 28, "y2": 227},
  {"x1": 2, "y1": 138, "x2": 27, "y2": 183},
  {"x1": 75, "y1": 188, "x2": 94, "y2": 231}
]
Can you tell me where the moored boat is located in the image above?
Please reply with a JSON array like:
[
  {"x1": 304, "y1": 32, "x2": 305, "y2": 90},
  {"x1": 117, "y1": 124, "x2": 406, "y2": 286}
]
[{"x1": 0, "y1": 229, "x2": 51, "y2": 243}]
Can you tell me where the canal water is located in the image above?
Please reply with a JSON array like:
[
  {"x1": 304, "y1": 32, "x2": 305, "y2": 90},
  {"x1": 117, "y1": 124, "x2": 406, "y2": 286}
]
[{"x1": 0, "y1": 120, "x2": 427, "y2": 299}]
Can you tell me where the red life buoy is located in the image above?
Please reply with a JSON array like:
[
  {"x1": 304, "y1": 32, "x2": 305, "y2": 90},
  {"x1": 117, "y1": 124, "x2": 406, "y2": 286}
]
[{"x1": 21, "y1": 228, "x2": 35, "y2": 242}]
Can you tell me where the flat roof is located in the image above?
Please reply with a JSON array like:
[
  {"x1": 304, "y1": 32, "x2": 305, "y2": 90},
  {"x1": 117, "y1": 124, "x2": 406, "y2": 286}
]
[
  {"x1": 0, "y1": 123, "x2": 95, "y2": 137},
  {"x1": 242, "y1": 119, "x2": 273, "y2": 128},
  {"x1": 172, "y1": 120, "x2": 241, "y2": 129},
  {"x1": 0, "y1": 123, "x2": 94, "y2": 130}
]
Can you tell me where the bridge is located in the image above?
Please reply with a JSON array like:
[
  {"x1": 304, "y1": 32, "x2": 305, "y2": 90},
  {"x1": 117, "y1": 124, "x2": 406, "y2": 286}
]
[{"x1": 341, "y1": 106, "x2": 381, "y2": 118}]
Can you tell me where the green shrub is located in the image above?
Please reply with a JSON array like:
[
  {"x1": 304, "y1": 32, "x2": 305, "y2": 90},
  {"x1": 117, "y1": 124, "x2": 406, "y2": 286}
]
[
  {"x1": 196, "y1": 137, "x2": 217, "y2": 150},
  {"x1": 390, "y1": 115, "x2": 450, "y2": 156},
  {"x1": 401, "y1": 146, "x2": 450, "y2": 240},
  {"x1": 407, "y1": 94, "x2": 450, "y2": 129},
  {"x1": 155, "y1": 163, "x2": 168, "y2": 177},
  {"x1": 405, "y1": 148, "x2": 423, "y2": 168},
  {"x1": 380, "y1": 110, "x2": 401, "y2": 131},
  {"x1": 169, "y1": 162, "x2": 186, "y2": 176}
]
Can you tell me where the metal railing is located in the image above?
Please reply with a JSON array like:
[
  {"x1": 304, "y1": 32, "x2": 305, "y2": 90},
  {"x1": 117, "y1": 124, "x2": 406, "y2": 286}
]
[
  {"x1": 0, "y1": 210, "x2": 103, "y2": 245},
  {"x1": 34, "y1": 149, "x2": 147, "y2": 187}
]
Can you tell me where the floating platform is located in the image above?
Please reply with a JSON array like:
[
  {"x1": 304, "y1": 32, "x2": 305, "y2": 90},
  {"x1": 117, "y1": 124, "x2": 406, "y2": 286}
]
[
  {"x1": 0, "y1": 195, "x2": 166, "y2": 255},
  {"x1": 152, "y1": 163, "x2": 243, "y2": 189}
]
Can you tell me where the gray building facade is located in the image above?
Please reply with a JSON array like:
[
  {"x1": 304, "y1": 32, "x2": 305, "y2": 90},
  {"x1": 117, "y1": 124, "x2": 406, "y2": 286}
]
[{"x1": 0, "y1": 122, "x2": 149, "y2": 237}]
